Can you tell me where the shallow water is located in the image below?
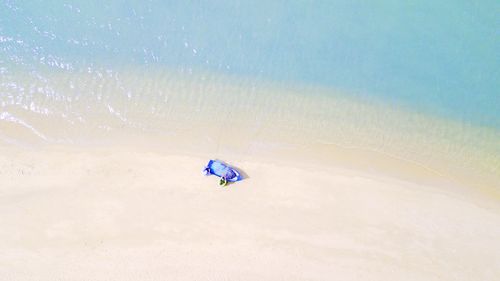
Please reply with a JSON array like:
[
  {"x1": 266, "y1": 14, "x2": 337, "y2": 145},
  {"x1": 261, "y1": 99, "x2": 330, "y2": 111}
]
[
  {"x1": 2, "y1": 0, "x2": 498, "y2": 126},
  {"x1": 1, "y1": 1, "x2": 499, "y2": 186}
]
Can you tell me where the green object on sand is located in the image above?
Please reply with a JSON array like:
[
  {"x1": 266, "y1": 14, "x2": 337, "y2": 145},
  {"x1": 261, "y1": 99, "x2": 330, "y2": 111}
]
[{"x1": 219, "y1": 177, "x2": 228, "y2": 186}]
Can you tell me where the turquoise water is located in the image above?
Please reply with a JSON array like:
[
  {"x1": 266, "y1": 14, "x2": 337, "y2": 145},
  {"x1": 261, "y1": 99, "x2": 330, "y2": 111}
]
[{"x1": 1, "y1": 0, "x2": 498, "y2": 127}]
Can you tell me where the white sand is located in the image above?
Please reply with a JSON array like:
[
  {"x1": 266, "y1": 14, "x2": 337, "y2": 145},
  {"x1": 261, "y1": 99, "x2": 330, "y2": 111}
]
[{"x1": 0, "y1": 145, "x2": 498, "y2": 280}]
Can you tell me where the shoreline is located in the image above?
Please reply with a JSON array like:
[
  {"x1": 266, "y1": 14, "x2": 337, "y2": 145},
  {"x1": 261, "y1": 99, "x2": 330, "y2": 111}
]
[{"x1": 2, "y1": 69, "x2": 499, "y2": 190}]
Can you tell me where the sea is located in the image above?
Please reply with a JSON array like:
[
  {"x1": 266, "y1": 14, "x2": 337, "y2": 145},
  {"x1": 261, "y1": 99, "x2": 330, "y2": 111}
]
[{"x1": 0, "y1": 0, "x2": 499, "y2": 186}]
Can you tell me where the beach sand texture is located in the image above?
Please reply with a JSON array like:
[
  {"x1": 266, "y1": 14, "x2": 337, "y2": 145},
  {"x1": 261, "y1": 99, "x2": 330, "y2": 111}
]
[
  {"x1": 0, "y1": 146, "x2": 499, "y2": 281},
  {"x1": 2, "y1": 1, "x2": 499, "y2": 279}
]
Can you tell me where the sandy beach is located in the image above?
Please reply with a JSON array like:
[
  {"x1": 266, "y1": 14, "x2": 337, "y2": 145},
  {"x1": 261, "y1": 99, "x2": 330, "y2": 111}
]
[
  {"x1": 2, "y1": 1, "x2": 499, "y2": 280},
  {"x1": 1, "y1": 144, "x2": 498, "y2": 280}
]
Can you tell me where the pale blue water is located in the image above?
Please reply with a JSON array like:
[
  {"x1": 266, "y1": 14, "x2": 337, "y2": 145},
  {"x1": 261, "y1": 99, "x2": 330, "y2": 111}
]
[{"x1": 1, "y1": 0, "x2": 499, "y2": 128}]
